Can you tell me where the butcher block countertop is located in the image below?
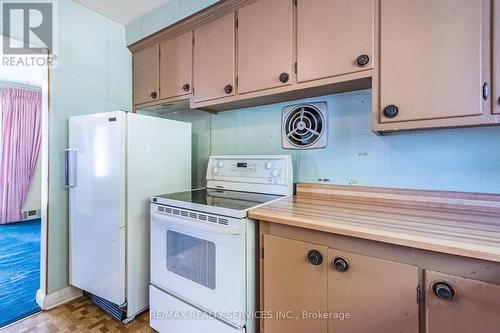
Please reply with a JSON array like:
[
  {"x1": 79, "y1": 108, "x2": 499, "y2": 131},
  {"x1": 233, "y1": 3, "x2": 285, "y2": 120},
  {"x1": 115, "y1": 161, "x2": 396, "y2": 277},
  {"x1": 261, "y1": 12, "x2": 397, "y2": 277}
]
[{"x1": 248, "y1": 183, "x2": 500, "y2": 263}]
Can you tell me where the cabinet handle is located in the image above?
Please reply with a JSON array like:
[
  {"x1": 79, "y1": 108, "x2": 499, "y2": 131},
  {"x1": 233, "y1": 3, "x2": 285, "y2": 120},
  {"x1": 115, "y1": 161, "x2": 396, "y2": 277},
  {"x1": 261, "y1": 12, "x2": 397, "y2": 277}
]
[
  {"x1": 356, "y1": 54, "x2": 370, "y2": 67},
  {"x1": 182, "y1": 84, "x2": 190, "y2": 92},
  {"x1": 307, "y1": 250, "x2": 323, "y2": 266},
  {"x1": 432, "y1": 281, "x2": 455, "y2": 300},
  {"x1": 483, "y1": 82, "x2": 489, "y2": 101},
  {"x1": 224, "y1": 84, "x2": 233, "y2": 94},
  {"x1": 498, "y1": 96, "x2": 500, "y2": 106},
  {"x1": 332, "y1": 257, "x2": 349, "y2": 272},
  {"x1": 383, "y1": 104, "x2": 399, "y2": 118},
  {"x1": 279, "y1": 72, "x2": 290, "y2": 83},
  {"x1": 151, "y1": 92, "x2": 158, "y2": 99}
]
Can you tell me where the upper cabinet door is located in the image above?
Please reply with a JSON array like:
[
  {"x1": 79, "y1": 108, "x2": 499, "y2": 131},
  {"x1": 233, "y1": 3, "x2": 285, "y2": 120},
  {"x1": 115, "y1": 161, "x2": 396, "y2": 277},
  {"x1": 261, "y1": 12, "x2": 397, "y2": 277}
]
[
  {"x1": 297, "y1": 0, "x2": 375, "y2": 83},
  {"x1": 328, "y1": 249, "x2": 419, "y2": 333},
  {"x1": 193, "y1": 13, "x2": 235, "y2": 103},
  {"x1": 379, "y1": 0, "x2": 490, "y2": 123},
  {"x1": 494, "y1": 0, "x2": 500, "y2": 114},
  {"x1": 262, "y1": 235, "x2": 328, "y2": 333},
  {"x1": 237, "y1": 0, "x2": 293, "y2": 94},
  {"x1": 133, "y1": 45, "x2": 159, "y2": 105},
  {"x1": 425, "y1": 270, "x2": 500, "y2": 333},
  {"x1": 159, "y1": 31, "x2": 192, "y2": 100}
]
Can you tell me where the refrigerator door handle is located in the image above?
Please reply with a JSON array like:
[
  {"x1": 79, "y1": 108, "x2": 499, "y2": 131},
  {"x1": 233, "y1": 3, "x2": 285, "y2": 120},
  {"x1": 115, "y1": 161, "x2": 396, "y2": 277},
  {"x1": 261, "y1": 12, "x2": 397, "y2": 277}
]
[{"x1": 65, "y1": 148, "x2": 77, "y2": 188}]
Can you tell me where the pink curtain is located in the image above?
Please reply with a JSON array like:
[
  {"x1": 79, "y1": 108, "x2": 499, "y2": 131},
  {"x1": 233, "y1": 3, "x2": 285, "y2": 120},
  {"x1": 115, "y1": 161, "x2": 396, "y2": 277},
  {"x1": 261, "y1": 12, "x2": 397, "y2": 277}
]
[{"x1": 0, "y1": 88, "x2": 42, "y2": 223}]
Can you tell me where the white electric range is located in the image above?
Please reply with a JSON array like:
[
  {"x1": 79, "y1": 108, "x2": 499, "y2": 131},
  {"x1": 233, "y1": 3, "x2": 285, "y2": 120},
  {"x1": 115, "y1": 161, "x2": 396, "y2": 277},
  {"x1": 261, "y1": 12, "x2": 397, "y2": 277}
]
[{"x1": 149, "y1": 155, "x2": 293, "y2": 333}]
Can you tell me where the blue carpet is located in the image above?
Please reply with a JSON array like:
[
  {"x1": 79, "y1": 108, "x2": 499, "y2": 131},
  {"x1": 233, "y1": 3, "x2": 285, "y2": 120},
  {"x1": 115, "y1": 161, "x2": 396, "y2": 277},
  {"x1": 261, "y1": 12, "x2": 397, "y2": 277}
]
[{"x1": 0, "y1": 219, "x2": 41, "y2": 328}]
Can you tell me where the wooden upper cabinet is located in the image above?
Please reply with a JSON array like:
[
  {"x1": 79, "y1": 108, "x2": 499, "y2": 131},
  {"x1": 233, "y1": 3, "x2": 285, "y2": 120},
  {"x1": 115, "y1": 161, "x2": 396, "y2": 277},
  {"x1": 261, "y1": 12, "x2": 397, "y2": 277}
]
[
  {"x1": 159, "y1": 31, "x2": 192, "y2": 100},
  {"x1": 328, "y1": 249, "x2": 419, "y2": 333},
  {"x1": 379, "y1": 0, "x2": 490, "y2": 123},
  {"x1": 133, "y1": 45, "x2": 159, "y2": 105},
  {"x1": 262, "y1": 235, "x2": 328, "y2": 333},
  {"x1": 297, "y1": 0, "x2": 374, "y2": 83},
  {"x1": 237, "y1": 0, "x2": 293, "y2": 94},
  {"x1": 193, "y1": 13, "x2": 235, "y2": 103},
  {"x1": 494, "y1": 0, "x2": 500, "y2": 114},
  {"x1": 425, "y1": 270, "x2": 500, "y2": 333}
]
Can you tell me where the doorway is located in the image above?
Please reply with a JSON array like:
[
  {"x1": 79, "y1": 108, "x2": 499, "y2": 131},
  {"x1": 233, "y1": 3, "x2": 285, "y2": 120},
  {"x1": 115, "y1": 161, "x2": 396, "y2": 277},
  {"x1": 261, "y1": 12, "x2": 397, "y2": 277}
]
[{"x1": 0, "y1": 36, "x2": 49, "y2": 328}]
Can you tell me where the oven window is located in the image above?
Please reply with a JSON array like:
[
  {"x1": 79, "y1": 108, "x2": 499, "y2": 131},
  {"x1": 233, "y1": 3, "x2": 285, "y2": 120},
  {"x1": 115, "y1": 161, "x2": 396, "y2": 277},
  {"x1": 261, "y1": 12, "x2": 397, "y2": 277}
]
[{"x1": 166, "y1": 230, "x2": 216, "y2": 290}]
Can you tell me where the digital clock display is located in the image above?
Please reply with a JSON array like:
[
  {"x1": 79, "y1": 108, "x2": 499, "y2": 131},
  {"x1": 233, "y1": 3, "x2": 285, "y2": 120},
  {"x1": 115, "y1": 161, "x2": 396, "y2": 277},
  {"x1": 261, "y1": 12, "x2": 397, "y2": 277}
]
[{"x1": 237, "y1": 162, "x2": 248, "y2": 168}]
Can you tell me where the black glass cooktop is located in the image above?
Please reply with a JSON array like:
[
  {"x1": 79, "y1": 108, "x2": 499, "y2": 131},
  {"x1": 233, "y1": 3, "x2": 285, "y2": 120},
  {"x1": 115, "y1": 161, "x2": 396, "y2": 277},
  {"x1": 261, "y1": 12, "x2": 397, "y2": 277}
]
[{"x1": 154, "y1": 188, "x2": 283, "y2": 211}]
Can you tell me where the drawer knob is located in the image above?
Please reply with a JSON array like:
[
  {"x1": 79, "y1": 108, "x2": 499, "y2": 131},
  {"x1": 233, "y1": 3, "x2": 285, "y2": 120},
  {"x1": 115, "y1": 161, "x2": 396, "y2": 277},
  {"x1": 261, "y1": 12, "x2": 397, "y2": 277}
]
[
  {"x1": 383, "y1": 104, "x2": 399, "y2": 118},
  {"x1": 332, "y1": 257, "x2": 349, "y2": 272},
  {"x1": 151, "y1": 92, "x2": 158, "y2": 99},
  {"x1": 182, "y1": 84, "x2": 190, "y2": 92},
  {"x1": 279, "y1": 72, "x2": 290, "y2": 83},
  {"x1": 224, "y1": 84, "x2": 233, "y2": 94},
  {"x1": 432, "y1": 282, "x2": 455, "y2": 300},
  {"x1": 356, "y1": 54, "x2": 370, "y2": 67},
  {"x1": 307, "y1": 250, "x2": 323, "y2": 266}
]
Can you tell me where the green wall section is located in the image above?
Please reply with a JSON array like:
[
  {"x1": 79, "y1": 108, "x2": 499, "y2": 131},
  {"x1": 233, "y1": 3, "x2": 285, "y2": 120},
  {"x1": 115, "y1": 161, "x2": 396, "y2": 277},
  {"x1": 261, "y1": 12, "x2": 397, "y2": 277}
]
[
  {"x1": 126, "y1": 0, "x2": 219, "y2": 45},
  {"x1": 48, "y1": 0, "x2": 132, "y2": 293},
  {"x1": 145, "y1": 89, "x2": 500, "y2": 194}
]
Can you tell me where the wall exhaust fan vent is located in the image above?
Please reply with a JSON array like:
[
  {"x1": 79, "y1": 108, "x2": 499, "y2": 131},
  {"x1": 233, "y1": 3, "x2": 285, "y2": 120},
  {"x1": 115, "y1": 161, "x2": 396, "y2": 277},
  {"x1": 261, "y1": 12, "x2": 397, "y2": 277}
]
[{"x1": 282, "y1": 102, "x2": 327, "y2": 149}]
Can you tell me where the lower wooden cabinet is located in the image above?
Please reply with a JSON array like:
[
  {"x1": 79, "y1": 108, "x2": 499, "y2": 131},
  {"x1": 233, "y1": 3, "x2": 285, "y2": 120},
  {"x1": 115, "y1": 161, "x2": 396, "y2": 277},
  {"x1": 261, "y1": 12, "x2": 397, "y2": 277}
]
[
  {"x1": 262, "y1": 234, "x2": 500, "y2": 333},
  {"x1": 262, "y1": 235, "x2": 419, "y2": 333},
  {"x1": 328, "y1": 249, "x2": 419, "y2": 333},
  {"x1": 262, "y1": 234, "x2": 328, "y2": 333},
  {"x1": 425, "y1": 270, "x2": 500, "y2": 333}
]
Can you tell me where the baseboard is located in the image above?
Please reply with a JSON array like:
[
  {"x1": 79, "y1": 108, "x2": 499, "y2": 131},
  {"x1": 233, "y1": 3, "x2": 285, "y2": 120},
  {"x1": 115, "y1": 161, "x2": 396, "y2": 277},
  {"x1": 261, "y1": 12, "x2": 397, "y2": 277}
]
[{"x1": 36, "y1": 286, "x2": 83, "y2": 310}]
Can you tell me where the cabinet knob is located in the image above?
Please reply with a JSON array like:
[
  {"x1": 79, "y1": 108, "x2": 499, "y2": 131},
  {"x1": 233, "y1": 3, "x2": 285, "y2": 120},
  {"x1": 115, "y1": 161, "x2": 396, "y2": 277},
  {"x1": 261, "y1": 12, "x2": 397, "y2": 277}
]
[
  {"x1": 151, "y1": 92, "x2": 158, "y2": 99},
  {"x1": 182, "y1": 84, "x2": 190, "y2": 92},
  {"x1": 224, "y1": 84, "x2": 233, "y2": 94},
  {"x1": 383, "y1": 104, "x2": 399, "y2": 118},
  {"x1": 432, "y1": 282, "x2": 455, "y2": 300},
  {"x1": 279, "y1": 72, "x2": 290, "y2": 83},
  {"x1": 332, "y1": 257, "x2": 349, "y2": 272},
  {"x1": 356, "y1": 54, "x2": 370, "y2": 67},
  {"x1": 307, "y1": 250, "x2": 323, "y2": 266},
  {"x1": 482, "y1": 82, "x2": 489, "y2": 101}
]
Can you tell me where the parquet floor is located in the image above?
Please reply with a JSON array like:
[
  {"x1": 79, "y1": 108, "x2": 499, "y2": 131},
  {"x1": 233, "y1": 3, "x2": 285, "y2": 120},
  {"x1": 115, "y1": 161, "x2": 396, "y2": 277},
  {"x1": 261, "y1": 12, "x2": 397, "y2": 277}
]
[{"x1": 0, "y1": 297, "x2": 156, "y2": 333}]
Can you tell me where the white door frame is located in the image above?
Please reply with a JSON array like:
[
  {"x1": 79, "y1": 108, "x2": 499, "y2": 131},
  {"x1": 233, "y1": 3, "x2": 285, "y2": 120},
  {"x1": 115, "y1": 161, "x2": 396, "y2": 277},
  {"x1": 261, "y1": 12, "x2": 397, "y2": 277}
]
[{"x1": 34, "y1": 49, "x2": 82, "y2": 310}]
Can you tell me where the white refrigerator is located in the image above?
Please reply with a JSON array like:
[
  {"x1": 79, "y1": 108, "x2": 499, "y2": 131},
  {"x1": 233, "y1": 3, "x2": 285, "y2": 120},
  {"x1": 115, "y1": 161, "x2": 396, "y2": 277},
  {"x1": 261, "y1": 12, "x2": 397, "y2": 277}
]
[{"x1": 66, "y1": 111, "x2": 191, "y2": 322}]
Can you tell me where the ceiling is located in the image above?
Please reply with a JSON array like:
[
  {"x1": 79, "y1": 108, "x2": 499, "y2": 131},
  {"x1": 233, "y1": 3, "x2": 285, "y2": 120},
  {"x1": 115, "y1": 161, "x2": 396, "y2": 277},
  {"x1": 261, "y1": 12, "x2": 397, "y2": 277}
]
[{"x1": 74, "y1": 0, "x2": 173, "y2": 25}]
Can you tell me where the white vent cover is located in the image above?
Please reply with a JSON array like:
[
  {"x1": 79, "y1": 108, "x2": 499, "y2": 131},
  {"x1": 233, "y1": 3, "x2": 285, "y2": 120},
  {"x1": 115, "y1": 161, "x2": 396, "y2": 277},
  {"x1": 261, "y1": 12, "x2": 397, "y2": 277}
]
[{"x1": 282, "y1": 102, "x2": 327, "y2": 149}]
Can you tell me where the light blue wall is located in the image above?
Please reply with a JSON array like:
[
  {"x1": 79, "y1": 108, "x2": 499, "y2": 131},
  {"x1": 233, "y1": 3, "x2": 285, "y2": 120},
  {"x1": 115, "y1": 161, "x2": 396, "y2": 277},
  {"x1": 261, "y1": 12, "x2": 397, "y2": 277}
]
[
  {"x1": 48, "y1": 0, "x2": 132, "y2": 293},
  {"x1": 149, "y1": 89, "x2": 500, "y2": 194},
  {"x1": 125, "y1": 0, "x2": 219, "y2": 45}
]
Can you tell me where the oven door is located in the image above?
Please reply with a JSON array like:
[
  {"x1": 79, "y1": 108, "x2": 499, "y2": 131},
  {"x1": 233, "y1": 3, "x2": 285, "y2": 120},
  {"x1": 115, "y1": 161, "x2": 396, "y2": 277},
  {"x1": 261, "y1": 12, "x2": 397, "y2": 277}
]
[{"x1": 151, "y1": 205, "x2": 246, "y2": 327}]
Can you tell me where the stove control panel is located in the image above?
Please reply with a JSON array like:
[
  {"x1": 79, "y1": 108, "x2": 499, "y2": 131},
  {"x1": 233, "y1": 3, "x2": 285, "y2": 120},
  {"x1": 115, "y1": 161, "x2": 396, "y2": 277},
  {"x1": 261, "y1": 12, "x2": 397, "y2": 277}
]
[{"x1": 206, "y1": 155, "x2": 293, "y2": 195}]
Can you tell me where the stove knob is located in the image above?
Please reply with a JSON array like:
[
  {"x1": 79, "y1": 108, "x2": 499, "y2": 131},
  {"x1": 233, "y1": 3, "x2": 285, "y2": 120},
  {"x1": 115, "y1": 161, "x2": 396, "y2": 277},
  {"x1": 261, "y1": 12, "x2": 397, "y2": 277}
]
[
  {"x1": 271, "y1": 169, "x2": 280, "y2": 177},
  {"x1": 213, "y1": 167, "x2": 219, "y2": 174},
  {"x1": 218, "y1": 161, "x2": 224, "y2": 168},
  {"x1": 265, "y1": 162, "x2": 273, "y2": 169}
]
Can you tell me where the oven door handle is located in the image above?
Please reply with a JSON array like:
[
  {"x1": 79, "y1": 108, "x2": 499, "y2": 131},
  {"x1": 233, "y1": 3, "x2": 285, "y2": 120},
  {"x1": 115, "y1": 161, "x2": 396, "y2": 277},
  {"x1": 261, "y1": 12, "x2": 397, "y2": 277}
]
[{"x1": 151, "y1": 211, "x2": 243, "y2": 235}]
